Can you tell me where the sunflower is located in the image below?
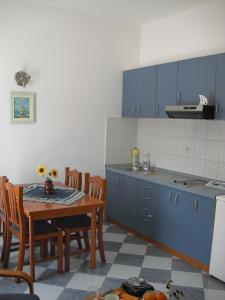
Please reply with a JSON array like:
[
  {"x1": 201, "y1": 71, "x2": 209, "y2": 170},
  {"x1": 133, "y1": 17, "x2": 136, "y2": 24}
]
[
  {"x1": 49, "y1": 168, "x2": 58, "y2": 178},
  {"x1": 36, "y1": 164, "x2": 47, "y2": 177}
]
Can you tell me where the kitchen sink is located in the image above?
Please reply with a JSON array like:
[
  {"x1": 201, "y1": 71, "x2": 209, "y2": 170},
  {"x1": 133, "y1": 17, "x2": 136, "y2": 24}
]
[{"x1": 173, "y1": 179, "x2": 208, "y2": 187}]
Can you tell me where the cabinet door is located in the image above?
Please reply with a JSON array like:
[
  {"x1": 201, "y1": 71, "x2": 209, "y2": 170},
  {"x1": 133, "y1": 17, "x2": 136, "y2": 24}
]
[
  {"x1": 178, "y1": 55, "x2": 217, "y2": 105},
  {"x1": 138, "y1": 66, "x2": 156, "y2": 118},
  {"x1": 121, "y1": 176, "x2": 138, "y2": 228},
  {"x1": 190, "y1": 196, "x2": 216, "y2": 265},
  {"x1": 173, "y1": 190, "x2": 193, "y2": 255},
  {"x1": 122, "y1": 69, "x2": 139, "y2": 117},
  {"x1": 156, "y1": 62, "x2": 178, "y2": 118},
  {"x1": 137, "y1": 180, "x2": 156, "y2": 238},
  {"x1": 155, "y1": 185, "x2": 175, "y2": 246},
  {"x1": 215, "y1": 53, "x2": 225, "y2": 119},
  {"x1": 105, "y1": 171, "x2": 123, "y2": 222}
]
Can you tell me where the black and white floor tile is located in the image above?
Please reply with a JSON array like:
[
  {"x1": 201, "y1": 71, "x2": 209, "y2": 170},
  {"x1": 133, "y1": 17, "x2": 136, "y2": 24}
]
[{"x1": 0, "y1": 222, "x2": 225, "y2": 300}]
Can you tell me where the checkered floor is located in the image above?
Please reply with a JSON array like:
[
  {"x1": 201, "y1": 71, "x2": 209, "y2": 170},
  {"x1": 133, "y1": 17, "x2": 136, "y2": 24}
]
[{"x1": 1, "y1": 222, "x2": 225, "y2": 300}]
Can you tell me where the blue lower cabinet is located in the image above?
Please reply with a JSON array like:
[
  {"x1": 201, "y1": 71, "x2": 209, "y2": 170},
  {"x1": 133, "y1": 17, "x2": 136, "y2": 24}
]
[
  {"x1": 172, "y1": 190, "x2": 193, "y2": 256},
  {"x1": 137, "y1": 181, "x2": 156, "y2": 239},
  {"x1": 105, "y1": 171, "x2": 137, "y2": 229},
  {"x1": 105, "y1": 171, "x2": 124, "y2": 223},
  {"x1": 121, "y1": 176, "x2": 138, "y2": 228},
  {"x1": 189, "y1": 195, "x2": 216, "y2": 265},
  {"x1": 155, "y1": 185, "x2": 174, "y2": 246}
]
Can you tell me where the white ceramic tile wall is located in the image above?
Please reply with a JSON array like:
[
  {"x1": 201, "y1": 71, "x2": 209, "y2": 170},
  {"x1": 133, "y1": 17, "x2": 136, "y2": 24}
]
[
  {"x1": 137, "y1": 119, "x2": 225, "y2": 180},
  {"x1": 105, "y1": 117, "x2": 138, "y2": 165}
]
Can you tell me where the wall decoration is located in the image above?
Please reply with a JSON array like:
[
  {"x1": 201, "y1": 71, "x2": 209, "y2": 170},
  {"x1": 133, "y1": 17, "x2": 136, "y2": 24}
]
[
  {"x1": 14, "y1": 70, "x2": 32, "y2": 87},
  {"x1": 11, "y1": 92, "x2": 35, "y2": 123}
]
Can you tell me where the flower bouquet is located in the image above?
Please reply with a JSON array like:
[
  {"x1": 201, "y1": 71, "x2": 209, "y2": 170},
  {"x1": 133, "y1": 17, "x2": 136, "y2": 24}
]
[{"x1": 36, "y1": 164, "x2": 58, "y2": 194}]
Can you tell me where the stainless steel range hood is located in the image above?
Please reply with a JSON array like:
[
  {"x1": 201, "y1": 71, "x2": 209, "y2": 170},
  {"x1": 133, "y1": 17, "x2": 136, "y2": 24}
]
[{"x1": 165, "y1": 105, "x2": 215, "y2": 119}]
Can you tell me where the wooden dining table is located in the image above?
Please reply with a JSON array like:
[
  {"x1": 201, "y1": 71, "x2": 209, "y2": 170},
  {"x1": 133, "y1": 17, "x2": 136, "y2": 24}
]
[{"x1": 23, "y1": 184, "x2": 105, "y2": 281}]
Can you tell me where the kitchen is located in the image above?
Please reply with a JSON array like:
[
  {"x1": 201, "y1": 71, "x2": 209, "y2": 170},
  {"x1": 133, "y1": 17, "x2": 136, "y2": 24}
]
[{"x1": 1, "y1": 0, "x2": 225, "y2": 299}]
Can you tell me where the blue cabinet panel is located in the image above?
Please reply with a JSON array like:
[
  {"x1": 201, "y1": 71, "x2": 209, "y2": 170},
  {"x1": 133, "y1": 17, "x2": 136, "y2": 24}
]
[
  {"x1": 215, "y1": 53, "x2": 225, "y2": 119},
  {"x1": 138, "y1": 66, "x2": 156, "y2": 117},
  {"x1": 122, "y1": 176, "x2": 138, "y2": 228},
  {"x1": 155, "y1": 185, "x2": 174, "y2": 246},
  {"x1": 137, "y1": 180, "x2": 156, "y2": 238},
  {"x1": 190, "y1": 195, "x2": 216, "y2": 265},
  {"x1": 122, "y1": 69, "x2": 139, "y2": 117},
  {"x1": 105, "y1": 171, "x2": 137, "y2": 229},
  {"x1": 105, "y1": 171, "x2": 124, "y2": 223},
  {"x1": 178, "y1": 55, "x2": 217, "y2": 105},
  {"x1": 122, "y1": 66, "x2": 156, "y2": 118},
  {"x1": 156, "y1": 62, "x2": 178, "y2": 118},
  {"x1": 172, "y1": 190, "x2": 192, "y2": 255}
]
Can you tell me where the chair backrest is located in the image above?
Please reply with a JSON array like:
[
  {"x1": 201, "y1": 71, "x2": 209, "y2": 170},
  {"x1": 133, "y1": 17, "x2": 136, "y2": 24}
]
[
  {"x1": 84, "y1": 173, "x2": 106, "y2": 201},
  {"x1": 65, "y1": 167, "x2": 82, "y2": 190},
  {"x1": 5, "y1": 182, "x2": 25, "y2": 234},
  {"x1": 0, "y1": 176, "x2": 9, "y2": 220}
]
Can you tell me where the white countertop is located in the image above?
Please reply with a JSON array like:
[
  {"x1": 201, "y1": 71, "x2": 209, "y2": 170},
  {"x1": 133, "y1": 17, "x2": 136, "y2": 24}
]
[{"x1": 216, "y1": 195, "x2": 225, "y2": 202}]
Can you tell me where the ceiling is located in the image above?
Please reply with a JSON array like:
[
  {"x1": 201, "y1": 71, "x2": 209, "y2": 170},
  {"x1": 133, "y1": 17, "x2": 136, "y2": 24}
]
[{"x1": 24, "y1": 0, "x2": 212, "y2": 25}]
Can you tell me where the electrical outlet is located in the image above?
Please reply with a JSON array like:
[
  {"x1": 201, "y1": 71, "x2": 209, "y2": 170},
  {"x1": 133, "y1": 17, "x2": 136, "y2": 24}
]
[{"x1": 185, "y1": 146, "x2": 190, "y2": 154}]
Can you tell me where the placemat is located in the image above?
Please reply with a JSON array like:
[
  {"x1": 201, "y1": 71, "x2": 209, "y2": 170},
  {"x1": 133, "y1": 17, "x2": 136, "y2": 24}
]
[{"x1": 23, "y1": 184, "x2": 85, "y2": 205}]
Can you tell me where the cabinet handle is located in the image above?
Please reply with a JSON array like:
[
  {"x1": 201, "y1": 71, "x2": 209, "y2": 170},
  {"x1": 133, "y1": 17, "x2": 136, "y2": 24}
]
[
  {"x1": 175, "y1": 192, "x2": 179, "y2": 206},
  {"x1": 132, "y1": 104, "x2": 136, "y2": 114},
  {"x1": 176, "y1": 90, "x2": 180, "y2": 104},
  {"x1": 148, "y1": 214, "x2": 152, "y2": 218},
  {"x1": 137, "y1": 104, "x2": 141, "y2": 115},
  {"x1": 120, "y1": 177, "x2": 124, "y2": 188},
  {"x1": 216, "y1": 103, "x2": 219, "y2": 114},
  {"x1": 194, "y1": 199, "x2": 198, "y2": 212},
  {"x1": 156, "y1": 104, "x2": 160, "y2": 116},
  {"x1": 169, "y1": 191, "x2": 173, "y2": 204}
]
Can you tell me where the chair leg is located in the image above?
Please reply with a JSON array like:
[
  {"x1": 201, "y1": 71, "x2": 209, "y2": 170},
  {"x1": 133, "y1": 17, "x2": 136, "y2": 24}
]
[
  {"x1": 1, "y1": 221, "x2": 7, "y2": 262},
  {"x1": 50, "y1": 240, "x2": 56, "y2": 256},
  {"x1": 76, "y1": 232, "x2": 82, "y2": 249},
  {"x1": 64, "y1": 233, "x2": 71, "y2": 272},
  {"x1": 57, "y1": 234, "x2": 63, "y2": 273},
  {"x1": 83, "y1": 230, "x2": 90, "y2": 250},
  {"x1": 17, "y1": 236, "x2": 25, "y2": 272},
  {"x1": 98, "y1": 225, "x2": 105, "y2": 263},
  {"x1": 3, "y1": 230, "x2": 12, "y2": 268}
]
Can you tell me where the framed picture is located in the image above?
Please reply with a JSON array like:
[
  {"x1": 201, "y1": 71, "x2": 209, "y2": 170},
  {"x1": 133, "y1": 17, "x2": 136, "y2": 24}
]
[{"x1": 11, "y1": 92, "x2": 35, "y2": 123}]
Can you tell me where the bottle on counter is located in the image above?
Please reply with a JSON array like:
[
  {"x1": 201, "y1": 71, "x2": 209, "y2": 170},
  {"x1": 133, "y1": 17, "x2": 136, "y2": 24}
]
[
  {"x1": 143, "y1": 152, "x2": 150, "y2": 172},
  {"x1": 132, "y1": 147, "x2": 140, "y2": 170}
]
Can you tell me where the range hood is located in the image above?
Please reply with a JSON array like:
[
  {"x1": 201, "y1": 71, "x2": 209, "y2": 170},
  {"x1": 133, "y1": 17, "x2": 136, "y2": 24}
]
[{"x1": 165, "y1": 105, "x2": 215, "y2": 119}]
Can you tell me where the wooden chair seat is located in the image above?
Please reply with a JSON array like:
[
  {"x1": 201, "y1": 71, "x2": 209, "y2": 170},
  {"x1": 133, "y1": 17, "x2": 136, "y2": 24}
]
[
  {"x1": 12, "y1": 220, "x2": 60, "y2": 236},
  {"x1": 54, "y1": 214, "x2": 91, "y2": 230}
]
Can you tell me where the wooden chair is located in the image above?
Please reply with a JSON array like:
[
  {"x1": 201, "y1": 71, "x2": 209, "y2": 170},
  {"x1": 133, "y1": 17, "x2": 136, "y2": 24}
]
[
  {"x1": 0, "y1": 176, "x2": 8, "y2": 264},
  {"x1": 0, "y1": 269, "x2": 40, "y2": 299},
  {"x1": 4, "y1": 182, "x2": 63, "y2": 281},
  {"x1": 54, "y1": 172, "x2": 107, "y2": 271}
]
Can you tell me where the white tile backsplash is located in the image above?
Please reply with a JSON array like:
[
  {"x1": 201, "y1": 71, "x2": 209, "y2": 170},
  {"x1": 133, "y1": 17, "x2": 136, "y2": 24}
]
[{"x1": 105, "y1": 117, "x2": 225, "y2": 180}]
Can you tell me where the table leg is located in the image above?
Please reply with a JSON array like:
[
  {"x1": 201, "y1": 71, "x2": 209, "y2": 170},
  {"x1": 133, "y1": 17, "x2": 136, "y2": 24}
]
[
  {"x1": 90, "y1": 207, "x2": 96, "y2": 269},
  {"x1": 29, "y1": 216, "x2": 35, "y2": 281}
]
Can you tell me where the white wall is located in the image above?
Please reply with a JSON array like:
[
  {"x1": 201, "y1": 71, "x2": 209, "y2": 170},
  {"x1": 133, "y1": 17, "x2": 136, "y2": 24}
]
[
  {"x1": 140, "y1": 0, "x2": 225, "y2": 65},
  {"x1": 0, "y1": 0, "x2": 140, "y2": 183},
  {"x1": 105, "y1": 117, "x2": 137, "y2": 165}
]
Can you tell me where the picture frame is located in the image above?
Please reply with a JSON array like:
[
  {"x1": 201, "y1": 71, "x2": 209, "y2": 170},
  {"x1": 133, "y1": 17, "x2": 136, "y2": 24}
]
[{"x1": 11, "y1": 91, "x2": 35, "y2": 123}]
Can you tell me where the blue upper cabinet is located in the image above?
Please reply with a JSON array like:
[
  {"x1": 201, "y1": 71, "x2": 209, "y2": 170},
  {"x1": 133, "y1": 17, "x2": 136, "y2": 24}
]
[
  {"x1": 178, "y1": 55, "x2": 217, "y2": 105},
  {"x1": 156, "y1": 62, "x2": 178, "y2": 118},
  {"x1": 122, "y1": 66, "x2": 156, "y2": 118},
  {"x1": 215, "y1": 53, "x2": 225, "y2": 119},
  {"x1": 122, "y1": 69, "x2": 139, "y2": 117}
]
